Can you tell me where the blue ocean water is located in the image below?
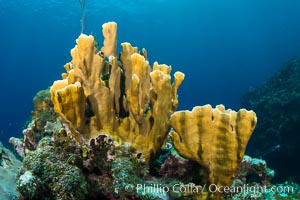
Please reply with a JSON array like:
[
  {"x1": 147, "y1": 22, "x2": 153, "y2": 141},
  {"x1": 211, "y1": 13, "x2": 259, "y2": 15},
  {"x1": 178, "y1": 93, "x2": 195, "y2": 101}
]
[{"x1": 1, "y1": 0, "x2": 300, "y2": 149}]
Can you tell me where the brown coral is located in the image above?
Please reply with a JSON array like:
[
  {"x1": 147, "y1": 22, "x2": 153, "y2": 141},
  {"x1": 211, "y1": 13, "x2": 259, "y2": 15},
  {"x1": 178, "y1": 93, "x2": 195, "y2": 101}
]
[
  {"x1": 170, "y1": 104, "x2": 257, "y2": 199},
  {"x1": 50, "y1": 22, "x2": 184, "y2": 163}
]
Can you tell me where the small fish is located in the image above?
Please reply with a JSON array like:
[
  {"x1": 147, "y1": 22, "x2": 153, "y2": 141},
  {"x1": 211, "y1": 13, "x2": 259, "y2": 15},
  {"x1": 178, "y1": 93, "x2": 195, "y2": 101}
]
[{"x1": 259, "y1": 144, "x2": 281, "y2": 158}]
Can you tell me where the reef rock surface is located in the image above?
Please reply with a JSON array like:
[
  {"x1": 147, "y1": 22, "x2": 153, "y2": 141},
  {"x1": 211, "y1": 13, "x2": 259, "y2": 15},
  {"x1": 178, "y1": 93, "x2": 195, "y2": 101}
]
[
  {"x1": 0, "y1": 142, "x2": 22, "y2": 200},
  {"x1": 241, "y1": 57, "x2": 300, "y2": 183}
]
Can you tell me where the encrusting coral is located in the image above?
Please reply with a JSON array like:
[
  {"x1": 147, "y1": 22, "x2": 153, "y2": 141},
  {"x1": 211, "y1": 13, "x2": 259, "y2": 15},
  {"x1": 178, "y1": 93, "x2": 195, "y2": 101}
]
[
  {"x1": 50, "y1": 21, "x2": 185, "y2": 163},
  {"x1": 170, "y1": 104, "x2": 257, "y2": 199}
]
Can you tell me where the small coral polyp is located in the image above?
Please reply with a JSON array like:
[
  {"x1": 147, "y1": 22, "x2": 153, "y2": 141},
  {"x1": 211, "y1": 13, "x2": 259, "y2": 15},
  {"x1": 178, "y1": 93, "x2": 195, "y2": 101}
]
[{"x1": 50, "y1": 22, "x2": 185, "y2": 164}]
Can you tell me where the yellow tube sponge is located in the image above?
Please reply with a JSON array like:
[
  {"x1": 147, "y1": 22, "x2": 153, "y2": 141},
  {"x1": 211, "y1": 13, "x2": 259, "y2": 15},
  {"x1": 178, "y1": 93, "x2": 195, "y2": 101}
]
[{"x1": 170, "y1": 104, "x2": 257, "y2": 199}]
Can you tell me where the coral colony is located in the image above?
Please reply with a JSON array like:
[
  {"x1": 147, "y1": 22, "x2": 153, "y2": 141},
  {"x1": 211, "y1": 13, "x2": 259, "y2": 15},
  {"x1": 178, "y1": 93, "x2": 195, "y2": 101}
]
[{"x1": 4, "y1": 21, "x2": 299, "y2": 199}]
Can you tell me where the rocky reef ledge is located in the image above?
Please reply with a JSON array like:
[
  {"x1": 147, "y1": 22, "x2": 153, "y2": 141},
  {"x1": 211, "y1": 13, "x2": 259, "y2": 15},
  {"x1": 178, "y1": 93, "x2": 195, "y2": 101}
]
[
  {"x1": 242, "y1": 57, "x2": 300, "y2": 183},
  {"x1": 0, "y1": 142, "x2": 22, "y2": 200}
]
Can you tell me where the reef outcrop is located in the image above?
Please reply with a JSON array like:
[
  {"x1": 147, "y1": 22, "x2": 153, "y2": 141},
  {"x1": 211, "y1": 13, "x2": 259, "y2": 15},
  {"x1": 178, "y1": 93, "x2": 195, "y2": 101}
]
[
  {"x1": 0, "y1": 142, "x2": 22, "y2": 200},
  {"x1": 15, "y1": 21, "x2": 260, "y2": 200},
  {"x1": 241, "y1": 57, "x2": 300, "y2": 183}
]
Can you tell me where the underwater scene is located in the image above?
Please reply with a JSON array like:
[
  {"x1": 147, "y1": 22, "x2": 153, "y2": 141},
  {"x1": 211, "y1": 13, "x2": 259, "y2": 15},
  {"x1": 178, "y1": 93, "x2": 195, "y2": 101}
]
[{"x1": 1, "y1": 0, "x2": 300, "y2": 199}]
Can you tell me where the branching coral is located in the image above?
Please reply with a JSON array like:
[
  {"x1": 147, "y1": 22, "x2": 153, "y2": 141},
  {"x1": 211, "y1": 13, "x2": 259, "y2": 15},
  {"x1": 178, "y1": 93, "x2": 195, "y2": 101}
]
[
  {"x1": 47, "y1": 21, "x2": 258, "y2": 200},
  {"x1": 50, "y1": 22, "x2": 185, "y2": 164}
]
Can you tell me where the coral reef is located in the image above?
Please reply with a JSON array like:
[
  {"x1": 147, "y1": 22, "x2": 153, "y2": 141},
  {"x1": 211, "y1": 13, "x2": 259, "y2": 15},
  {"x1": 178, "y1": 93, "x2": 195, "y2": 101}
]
[
  {"x1": 18, "y1": 134, "x2": 87, "y2": 200},
  {"x1": 10, "y1": 88, "x2": 58, "y2": 158},
  {"x1": 14, "y1": 21, "x2": 262, "y2": 200},
  {"x1": 0, "y1": 142, "x2": 22, "y2": 200},
  {"x1": 234, "y1": 155, "x2": 274, "y2": 187},
  {"x1": 221, "y1": 156, "x2": 300, "y2": 200},
  {"x1": 50, "y1": 21, "x2": 185, "y2": 163},
  {"x1": 159, "y1": 152, "x2": 201, "y2": 182},
  {"x1": 241, "y1": 57, "x2": 300, "y2": 183},
  {"x1": 170, "y1": 104, "x2": 257, "y2": 199}
]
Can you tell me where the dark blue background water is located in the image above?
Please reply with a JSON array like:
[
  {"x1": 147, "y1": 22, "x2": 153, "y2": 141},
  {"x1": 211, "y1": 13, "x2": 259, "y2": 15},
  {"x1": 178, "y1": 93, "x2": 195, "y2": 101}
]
[{"x1": 1, "y1": 0, "x2": 300, "y2": 149}]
